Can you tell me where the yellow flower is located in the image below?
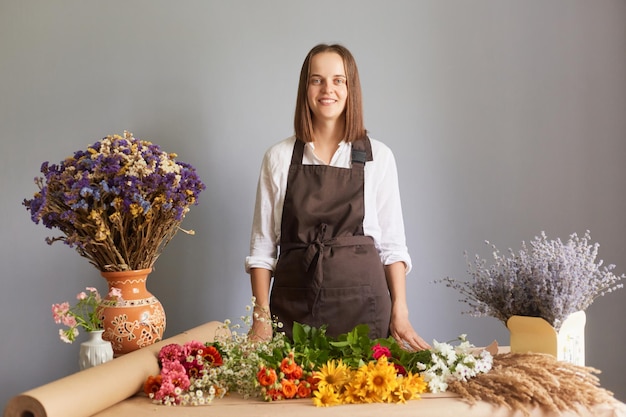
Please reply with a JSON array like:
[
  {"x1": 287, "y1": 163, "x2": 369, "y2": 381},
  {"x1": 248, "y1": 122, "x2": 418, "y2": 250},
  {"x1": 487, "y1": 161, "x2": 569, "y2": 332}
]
[
  {"x1": 312, "y1": 384, "x2": 342, "y2": 407},
  {"x1": 88, "y1": 209, "x2": 109, "y2": 241},
  {"x1": 339, "y1": 381, "x2": 357, "y2": 404},
  {"x1": 109, "y1": 211, "x2": 122, "y2": 225},
  {"x1": 314, "y1": 359, "x2": 350, "y2": 390},
  {"x1": 364, "y1": 357, "x2": 398, "y2": 402},
  {"x1": 129, "y1": 203, "x2": 143, "y2": 217},
  {"x1": 392, "y1": 372, "x2": 427, "y2": 403},
  {"x1": 406, "y1": 372, "x2": 427, "y2": 395}
]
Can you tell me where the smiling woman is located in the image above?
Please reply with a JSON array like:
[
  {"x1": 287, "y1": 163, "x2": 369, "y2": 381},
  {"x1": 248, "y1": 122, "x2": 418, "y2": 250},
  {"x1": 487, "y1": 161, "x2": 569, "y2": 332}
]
[
  {"x1": 245, "y1": 43, "x2": 430, "y2": 353},
  {"x1": 306, "y1": 52, "x2": 348, "y2": 143}
]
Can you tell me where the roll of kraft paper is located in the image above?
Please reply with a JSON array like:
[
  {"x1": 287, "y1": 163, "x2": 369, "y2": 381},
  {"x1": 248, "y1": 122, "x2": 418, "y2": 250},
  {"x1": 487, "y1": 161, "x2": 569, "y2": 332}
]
[{"x1": 4, "y1": 321, "x2": 225, "y2": 417}]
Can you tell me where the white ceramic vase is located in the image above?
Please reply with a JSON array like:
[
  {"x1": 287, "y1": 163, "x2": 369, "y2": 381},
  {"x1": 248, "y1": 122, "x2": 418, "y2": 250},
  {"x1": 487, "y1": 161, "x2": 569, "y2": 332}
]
[{"x1": 79, "y1": 330, "x2": 114, "y2": 370}]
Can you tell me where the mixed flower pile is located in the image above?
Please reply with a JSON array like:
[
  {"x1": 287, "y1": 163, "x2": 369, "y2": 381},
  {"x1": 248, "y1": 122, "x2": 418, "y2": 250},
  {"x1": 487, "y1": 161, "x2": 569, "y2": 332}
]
[
  {"x1": 143, "y1": 301, "x2": 493, "y2": 407},
  {"x1": 439, "y1": 231, "x2": 624, "y2": 330},
  {"x1": 23, "y1": 131, "x2": 205, "y2": 272},
  {"x1": 52, "y1": 286, "x2": 122, "y2": 343}
]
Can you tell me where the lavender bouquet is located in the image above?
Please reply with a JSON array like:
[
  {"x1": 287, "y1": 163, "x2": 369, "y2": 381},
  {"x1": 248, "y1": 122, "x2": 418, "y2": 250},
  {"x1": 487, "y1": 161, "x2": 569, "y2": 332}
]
[
  {"x1": 23, "y1": 131, "x2": 205, "y2": 272},
  {"x1": 439, "y1": 231, "x2": 624, "y2": 330}
]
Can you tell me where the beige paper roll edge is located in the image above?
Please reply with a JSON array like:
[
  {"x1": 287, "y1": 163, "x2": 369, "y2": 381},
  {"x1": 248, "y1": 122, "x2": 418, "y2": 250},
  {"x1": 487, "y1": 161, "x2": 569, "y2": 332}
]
[{"x1": 4, "y1": 321, "x2": 225, "y2": 417}]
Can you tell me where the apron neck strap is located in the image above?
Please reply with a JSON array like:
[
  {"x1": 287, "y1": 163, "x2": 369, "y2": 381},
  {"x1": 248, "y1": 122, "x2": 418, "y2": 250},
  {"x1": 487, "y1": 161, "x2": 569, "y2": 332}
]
[
  {"x1": 291, "y1": 138, "x2": 306, "y2": 165},
  {"x1": 290, "y1": 136, "x2": 373, "y2": 165},
  {"x1": 351, "y1": 136, "x2": 373, "y2": 164}
]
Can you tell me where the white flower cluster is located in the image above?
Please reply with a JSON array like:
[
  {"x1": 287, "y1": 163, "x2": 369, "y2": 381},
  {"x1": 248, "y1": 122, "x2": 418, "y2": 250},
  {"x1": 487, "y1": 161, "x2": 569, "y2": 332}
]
[
  {"x1": 416, "y1": 335, "x2": 493, "y2": 393},
  {"x1": 210, "y1": 306, "x2": 287, "y2": 400}
]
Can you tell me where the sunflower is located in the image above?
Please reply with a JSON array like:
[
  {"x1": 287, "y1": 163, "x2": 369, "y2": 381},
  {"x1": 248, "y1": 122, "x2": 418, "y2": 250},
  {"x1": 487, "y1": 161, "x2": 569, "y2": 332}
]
[
  {"x1": 313, "y1": 359, "x2": 351, "y2": 390},
  {"x1": 312, "y1": 384, "x2": 342, "y2": 407}
]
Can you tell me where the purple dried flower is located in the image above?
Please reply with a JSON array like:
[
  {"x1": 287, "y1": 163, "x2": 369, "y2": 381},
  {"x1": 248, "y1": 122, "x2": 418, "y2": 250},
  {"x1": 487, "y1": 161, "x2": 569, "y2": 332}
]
[
  {"x1": 23, "y1": 131, "x2": 206, "y2": 271},
  {"x1": 438, "y1": 231, "x2": 624, "y2": 330}
]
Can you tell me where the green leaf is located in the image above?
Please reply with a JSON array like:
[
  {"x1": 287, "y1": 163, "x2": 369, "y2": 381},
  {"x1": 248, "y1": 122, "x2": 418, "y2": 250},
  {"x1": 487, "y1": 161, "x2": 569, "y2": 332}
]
[{"x1": 292, "y1": 322, "x2": 307, "y2": 344}]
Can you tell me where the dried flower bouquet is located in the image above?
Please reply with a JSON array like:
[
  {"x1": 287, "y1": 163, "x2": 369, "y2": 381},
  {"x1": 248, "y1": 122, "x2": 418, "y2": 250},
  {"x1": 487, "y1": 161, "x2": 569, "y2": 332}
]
[
  {"x1": 23, "y1": 131, "x2": 205, "y2": 271},
  {"x1": 440, "y1": 231, "x2": 624, "y2": 330}
]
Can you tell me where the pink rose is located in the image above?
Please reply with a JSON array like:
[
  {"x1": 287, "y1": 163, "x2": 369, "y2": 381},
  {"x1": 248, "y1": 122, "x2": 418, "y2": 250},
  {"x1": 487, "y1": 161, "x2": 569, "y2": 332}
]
[{"x1": 372, "y1": 343, "x2": 392, "y2": 360}]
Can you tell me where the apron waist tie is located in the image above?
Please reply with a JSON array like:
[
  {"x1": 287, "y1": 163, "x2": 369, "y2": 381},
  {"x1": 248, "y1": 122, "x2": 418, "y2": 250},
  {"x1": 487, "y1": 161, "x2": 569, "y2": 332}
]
[{"x1": 280, "y1": 224, "x2": 376, "y2": 317}]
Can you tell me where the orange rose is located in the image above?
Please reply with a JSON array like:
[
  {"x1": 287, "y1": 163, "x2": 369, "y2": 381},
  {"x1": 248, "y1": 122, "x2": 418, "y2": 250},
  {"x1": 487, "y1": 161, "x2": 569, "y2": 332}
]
[
  {"x1": 297, "y1": 380, "x2": 312, "y2": 398},
  {"x1": 280, "y1": 354, "x2": 298, "y2": 377},
  {"x1": 306, "y1": 375, "x2": 318, "y2": 391},
  {"x1": 281, "y1": 379, "x2": 297, "y2": 399},
  {"x1": 290, "y1": 364, "x2": 303, "y2": 379},
  {"x1": 257, "y1": 367, "x2": 278, "y2": 387},
  {"x1": 265, "y1": 387, "x2": 283, "y2": 401}
]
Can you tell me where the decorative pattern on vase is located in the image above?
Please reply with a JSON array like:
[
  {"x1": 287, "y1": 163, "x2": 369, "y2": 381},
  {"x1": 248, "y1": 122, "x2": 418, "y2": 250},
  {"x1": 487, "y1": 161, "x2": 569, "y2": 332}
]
[
  {"x1": 98, "y1": 268, "x2": 166, "y2": 355},
  {"x1": 79, "y1": 330, "x2": 114, "y2": 370}
]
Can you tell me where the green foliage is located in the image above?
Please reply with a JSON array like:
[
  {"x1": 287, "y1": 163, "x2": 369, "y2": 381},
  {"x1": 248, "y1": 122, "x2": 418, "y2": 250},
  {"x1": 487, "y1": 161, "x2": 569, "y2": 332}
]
[{"x1": 261, "y1": 322, "x2": 435, "y2": 374}]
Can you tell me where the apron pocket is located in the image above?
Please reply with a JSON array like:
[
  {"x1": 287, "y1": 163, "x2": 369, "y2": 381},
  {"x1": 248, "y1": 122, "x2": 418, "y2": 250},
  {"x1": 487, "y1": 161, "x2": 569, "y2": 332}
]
[{"x1": 316, "y1": 285, "x2": 380, "y2": 338}]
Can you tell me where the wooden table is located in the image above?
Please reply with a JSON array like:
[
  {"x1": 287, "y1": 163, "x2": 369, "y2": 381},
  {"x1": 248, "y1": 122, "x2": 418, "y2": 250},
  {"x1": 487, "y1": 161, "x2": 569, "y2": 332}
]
[
  {"x1": 93, "y1": 392, "x2": 626, "y2": 417},
  {"x1": 5, "y1": 322, "x2": 626, "y2": 417}
]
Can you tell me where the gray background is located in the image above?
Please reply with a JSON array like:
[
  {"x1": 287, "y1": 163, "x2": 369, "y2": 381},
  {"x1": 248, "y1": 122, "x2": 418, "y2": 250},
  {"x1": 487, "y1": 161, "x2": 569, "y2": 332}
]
[{"x1": 1, "y1": 0, "x2": 625, "y2": 410}]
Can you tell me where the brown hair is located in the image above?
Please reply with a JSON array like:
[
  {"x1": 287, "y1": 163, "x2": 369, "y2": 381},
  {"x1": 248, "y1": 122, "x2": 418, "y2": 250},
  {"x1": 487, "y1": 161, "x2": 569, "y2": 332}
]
[{"x1": 294, "y1": 44, "x2": 366, "y2": 143}]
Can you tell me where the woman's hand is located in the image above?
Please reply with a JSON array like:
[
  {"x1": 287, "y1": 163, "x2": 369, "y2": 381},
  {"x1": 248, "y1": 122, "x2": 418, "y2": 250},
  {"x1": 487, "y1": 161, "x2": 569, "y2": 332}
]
[
  {"x1": 384, "y1": 262, "x2": 431, "y2": 351},
  {"x1": 389, "y1": 303, "x2": 431, "y2": 351},
  {"x1": 249, "y1": 268, "x2": 273, "y2": 342},
  {"x1": 248, "y1": 305, "x2": 273, "y2": 342}
]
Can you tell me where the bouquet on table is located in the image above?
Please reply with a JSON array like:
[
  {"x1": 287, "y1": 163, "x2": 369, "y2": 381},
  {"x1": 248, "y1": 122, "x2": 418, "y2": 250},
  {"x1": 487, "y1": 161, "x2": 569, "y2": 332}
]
[
  {"x1": 438, "y1": 231, "x2": 624, "y2": 330},
  {"x1": 143, "y1": 300, "x2": 493, "y2": 407},
  {"x1": 23, "y1": 131, "x2": 205, "y2": 272}
]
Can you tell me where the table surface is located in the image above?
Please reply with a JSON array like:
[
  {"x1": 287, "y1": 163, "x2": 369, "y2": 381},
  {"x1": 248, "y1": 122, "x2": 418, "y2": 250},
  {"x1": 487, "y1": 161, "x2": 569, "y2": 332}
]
[{"x1": 92, "y1": 392, "x2": 626, "y2": 417}]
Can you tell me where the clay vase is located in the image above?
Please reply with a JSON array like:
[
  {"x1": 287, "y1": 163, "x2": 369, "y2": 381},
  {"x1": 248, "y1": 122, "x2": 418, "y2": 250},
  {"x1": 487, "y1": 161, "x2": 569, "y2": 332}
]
[{"x1": 98, "y1": 268, "x2": 166, "y2": 356}]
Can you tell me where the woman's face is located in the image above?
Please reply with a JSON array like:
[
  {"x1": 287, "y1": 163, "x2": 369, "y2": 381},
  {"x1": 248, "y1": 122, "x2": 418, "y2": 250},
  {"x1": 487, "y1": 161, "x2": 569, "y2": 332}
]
[{"x1": 307, "y1": 52, "x2": 348, "y2": 125}]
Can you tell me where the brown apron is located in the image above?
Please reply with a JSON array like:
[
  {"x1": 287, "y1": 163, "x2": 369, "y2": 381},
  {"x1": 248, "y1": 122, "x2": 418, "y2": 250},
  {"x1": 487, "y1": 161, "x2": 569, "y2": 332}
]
[{"x1": 270, "y1": 136, "x2": 391, "y2": 339}]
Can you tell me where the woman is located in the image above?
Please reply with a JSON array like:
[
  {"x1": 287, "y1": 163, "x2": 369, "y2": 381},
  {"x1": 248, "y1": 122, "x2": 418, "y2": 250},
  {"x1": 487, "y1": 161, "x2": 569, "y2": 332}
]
[{"x1": 245, "y1": 44, "x2": 429, "y2": 351}]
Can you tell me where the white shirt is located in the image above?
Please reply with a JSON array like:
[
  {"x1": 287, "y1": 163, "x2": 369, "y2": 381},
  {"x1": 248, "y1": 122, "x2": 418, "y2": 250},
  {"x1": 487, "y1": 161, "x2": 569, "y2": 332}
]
[{"x1": 245, "y1": 136, "x2": 412, "y2": 274}]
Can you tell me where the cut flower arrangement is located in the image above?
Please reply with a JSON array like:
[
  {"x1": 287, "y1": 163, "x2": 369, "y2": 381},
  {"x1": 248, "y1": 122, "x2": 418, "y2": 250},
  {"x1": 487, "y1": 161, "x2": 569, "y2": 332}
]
[
  {"x1": 142, "y1": 301, "x2": 493, "y2": 407},
  {"x1": 52, "y1": 286, "x2": 122, "y2": 343},
  {"x1": 439, "y1": 231, "x2": 624, "y2": 330},
  {"x1": 23, "y1": 131, "x2": 205, "y2": 272}
]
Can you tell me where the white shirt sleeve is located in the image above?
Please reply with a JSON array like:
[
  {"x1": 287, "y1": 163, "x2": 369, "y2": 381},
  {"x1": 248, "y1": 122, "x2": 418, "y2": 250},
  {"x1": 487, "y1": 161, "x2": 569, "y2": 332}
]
[
  {"x1": 364, "y1": 139, "x2": 413, "y2": 274},
  {"x1": 245, "y1": 136, "x2": 412, "y2": 275},
  {"x1": 244, "y1": 138, "x2": 293, "y2": 273}
]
